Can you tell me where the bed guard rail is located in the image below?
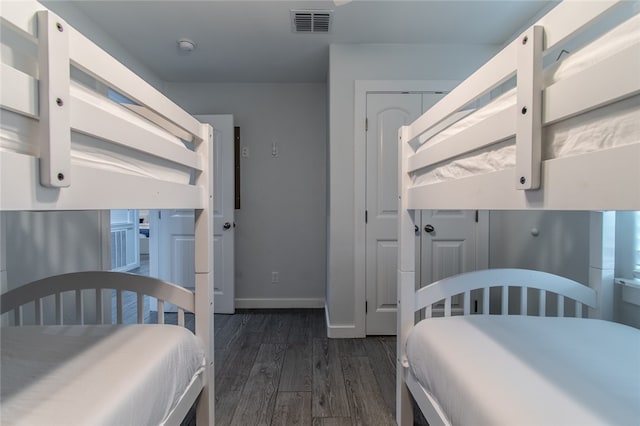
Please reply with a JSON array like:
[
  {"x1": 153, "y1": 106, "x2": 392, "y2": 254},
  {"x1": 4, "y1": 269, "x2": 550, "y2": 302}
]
[
  {"x1": 0, "y1": 1, "x2": 208, "y2": 194},
  {"x1": 402, "y1": 0, "x2": 638, "y2": 192}
]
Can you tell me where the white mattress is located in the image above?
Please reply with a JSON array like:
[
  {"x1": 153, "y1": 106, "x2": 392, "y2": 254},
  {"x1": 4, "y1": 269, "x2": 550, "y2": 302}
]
[
  {"x1": 406, "y1": 316, "x2": 640, "y2": 426},
  {"x1": 1, "y1": 324, "x2": 205, "y2": 426},
  {"x1": 412, "y1": 13, "x2": 640, "y2": 186}
]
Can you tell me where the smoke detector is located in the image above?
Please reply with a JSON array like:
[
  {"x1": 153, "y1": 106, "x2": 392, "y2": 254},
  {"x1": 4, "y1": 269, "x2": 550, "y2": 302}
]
[
  {"x1": 291, "y1": 10, "x2": 333, "y2": 33},
  {"x1": 177, "y1": 38, "x2": 196, "y2": 53}
]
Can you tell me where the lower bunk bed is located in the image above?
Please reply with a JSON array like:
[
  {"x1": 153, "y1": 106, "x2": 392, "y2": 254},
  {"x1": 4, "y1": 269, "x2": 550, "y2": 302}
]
[
  {"x1": 0, "y1": 272, "x2": 206, "y2": 426},
  {"x1": 402, "y1": 269, "x2": 640, "y2": 426}
]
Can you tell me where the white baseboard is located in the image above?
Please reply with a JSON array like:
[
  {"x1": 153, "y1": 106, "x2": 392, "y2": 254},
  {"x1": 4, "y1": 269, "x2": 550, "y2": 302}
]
[
  {"x1": 234, "y1": 298, "x2": 325, "y2": 309},
  {"x1": 324, "y1": 304, "x2": 359, "y2": 338}
]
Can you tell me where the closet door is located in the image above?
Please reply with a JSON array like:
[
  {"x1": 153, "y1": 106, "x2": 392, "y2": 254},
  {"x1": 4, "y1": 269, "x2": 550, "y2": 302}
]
[
  {"x1": 365, "y1": 93, "x2": 422, "y2": 335},
  {"x1": 153, "y1": 209, "x2": 195, "y2": 312},
  {"x1": 420, "y1": 210, "x2": 488, "y2": 313}
]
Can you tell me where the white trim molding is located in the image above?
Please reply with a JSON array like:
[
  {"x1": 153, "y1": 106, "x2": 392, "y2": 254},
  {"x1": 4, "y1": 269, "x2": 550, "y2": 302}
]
[
  {"x1": 234, "y1": 298, "x2": 325, "y2": 309},
  {"x1": 325, "y1": 304, "x2": 357, "y2": 338}
]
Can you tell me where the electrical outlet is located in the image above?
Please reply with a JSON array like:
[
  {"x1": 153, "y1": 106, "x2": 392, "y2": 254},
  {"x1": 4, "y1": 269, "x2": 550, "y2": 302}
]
[
  {"x1": 241, "y1": 146, "x2": 249, "y2": 158},
  {"x1": 271, "y1": 271, "x2": 279, "y2": 283}
]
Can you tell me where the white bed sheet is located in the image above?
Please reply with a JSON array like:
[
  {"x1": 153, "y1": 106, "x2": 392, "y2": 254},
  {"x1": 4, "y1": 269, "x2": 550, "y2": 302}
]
[
  {"x1": 412, "y1": 13, "x2": 640, "y2": 186},
  {"x1": 1, "y1": 324, "x2": 204, "y2": 426},
  {"x1": 406, "y1": 316, "x2": 640, "y2": 426}
]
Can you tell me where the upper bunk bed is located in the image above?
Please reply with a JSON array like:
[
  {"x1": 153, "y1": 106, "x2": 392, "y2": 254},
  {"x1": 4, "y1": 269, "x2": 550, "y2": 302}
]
[
  {"x1": 0, "y1": 0, "x2": 211, "y2": 211},
  {"x1": 398, "y1": 0, "x2": 640, "y2": 212},
  {"x1": 1, "y1": 1, "x2": 214, "y2": 424}
]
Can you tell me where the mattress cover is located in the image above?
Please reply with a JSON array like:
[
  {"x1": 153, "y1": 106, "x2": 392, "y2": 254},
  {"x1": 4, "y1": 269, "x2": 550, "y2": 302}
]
[
  {"x1": 412, "y1": 13, "x2": 640, "y2": 186},
  {"x1": 406, "y1": 316, "x2": 640, "y2": 426},
  {"x1": 1, "y1": 324, "x2": 205, "y2": 426}
]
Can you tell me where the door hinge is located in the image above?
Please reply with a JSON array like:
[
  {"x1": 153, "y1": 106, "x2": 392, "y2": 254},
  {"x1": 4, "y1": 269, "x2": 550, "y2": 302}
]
[
  {"x1": 475, "y1": 210, "x2": 479, "y2": 223},
  {"x1": 365, "y1": 210, "x2": 368, "y2": 224},
  {"x1": 365, "y1": 117, "x2": 368, "y2": 132},
  {"x1": 158, "y1": 210, "x2": 162, "y2": 220},
  {"x1": 365, "y1": 301, "x2": 368, "y2": 314}
]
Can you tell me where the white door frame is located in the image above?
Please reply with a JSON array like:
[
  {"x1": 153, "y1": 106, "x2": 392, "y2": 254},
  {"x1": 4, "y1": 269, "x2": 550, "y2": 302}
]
[{"x1": 353, "y1": 80, "x2": 460, "y2": 337}]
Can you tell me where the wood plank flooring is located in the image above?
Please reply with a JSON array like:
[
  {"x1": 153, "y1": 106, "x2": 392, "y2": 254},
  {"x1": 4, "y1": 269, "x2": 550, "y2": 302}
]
[
  {"x1": 215, "y1": 309, "x2": 400, "y2": 426},
  {"x1": 117, "y1": 265, "x2": 428, "y2": 426}
]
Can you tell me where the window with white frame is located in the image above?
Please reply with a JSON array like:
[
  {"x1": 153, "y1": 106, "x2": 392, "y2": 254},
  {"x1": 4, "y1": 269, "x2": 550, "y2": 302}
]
[{"x1": 110, "y1": 209, "x2": 140, "y2": 272}]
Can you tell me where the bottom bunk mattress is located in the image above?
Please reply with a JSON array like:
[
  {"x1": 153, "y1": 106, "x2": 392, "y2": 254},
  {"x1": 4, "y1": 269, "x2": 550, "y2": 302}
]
[
  {"x1": 406, "y1": 316, "x2": 640, "y2": 426},
  {"x1": 1, "y1": 324, "x2": 205, "y2": 425}
]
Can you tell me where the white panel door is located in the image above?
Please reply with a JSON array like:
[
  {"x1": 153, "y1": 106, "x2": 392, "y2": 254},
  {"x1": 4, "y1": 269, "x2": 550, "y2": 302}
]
[
  {"x1": 197, "y1": 115, "x2": 235, "y2": 314},
  {"x1": 421, "y1": 210, "x2": 489, "y2": 313},
  {"x1": 152, "y1": 209, "x2": 195, "y2": 312},
  {"x1": 155, "y1": 209, "x2": 195, "y2": 289},
  {"x1": 365, "y1": 93, "x2": 422, "y2": 335},
  {"x1": 151, "y1": 115, "x2": 235, "y2": 314}
]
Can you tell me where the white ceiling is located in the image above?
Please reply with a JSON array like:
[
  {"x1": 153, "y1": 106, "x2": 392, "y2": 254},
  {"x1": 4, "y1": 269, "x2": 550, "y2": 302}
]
[{"x1": 61, "y1": 0, "x2": 557, "y2": 83}]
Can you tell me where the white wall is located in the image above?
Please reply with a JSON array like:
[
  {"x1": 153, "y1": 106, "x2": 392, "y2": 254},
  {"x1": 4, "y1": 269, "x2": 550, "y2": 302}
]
[
  {"x1": 162, "y1": 83, "x2": 327, "y2": 307},
  {"x1": 489, "y1": 211, "x2": 590, "y2": 283},
  {"x1": 327, "y1": 43, "x2": 498, "y2": 330}
]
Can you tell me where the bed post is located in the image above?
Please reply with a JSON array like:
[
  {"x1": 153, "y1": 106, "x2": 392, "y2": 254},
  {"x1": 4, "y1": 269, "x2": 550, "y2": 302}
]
[
  {"x1": 588, "y1": 211, "x2": 616, "y2": 320},
  {"x1": 194, "y1": 123, "x2": 215, "y2": 425},
  {"x1": 397, "y1": 125, "x2": 416, "y2": 426},
  {"x1": 36, "y1": 10, "x2": 71, "y2": 189}
]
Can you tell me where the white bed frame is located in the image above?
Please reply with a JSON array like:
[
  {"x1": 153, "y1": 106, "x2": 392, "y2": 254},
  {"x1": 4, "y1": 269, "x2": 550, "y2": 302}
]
[
  {"x1": 0, "y1": 271, "x2": 207, "y2": 425},
  {"x1": 402, "y1": 268, "x2": 598, "y2": 426},
  {"x1": 0, "y1": 1, "x2": 214, "y2": 425},
  {"x1": 396, "y1": 1, "x2": 640, "y2": 425}
]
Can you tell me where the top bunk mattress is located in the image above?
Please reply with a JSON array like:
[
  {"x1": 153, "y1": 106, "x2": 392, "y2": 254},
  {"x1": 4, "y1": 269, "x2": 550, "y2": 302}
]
[
  {"x1": 406, "y1": 316, "x2": 640, "y2": 426},
  {"x1": 412, "y1": 13, "x2": 640, "y2": 187},
  {"x1": 1, "y1": 324, "x2": 204, "y2": 425}
]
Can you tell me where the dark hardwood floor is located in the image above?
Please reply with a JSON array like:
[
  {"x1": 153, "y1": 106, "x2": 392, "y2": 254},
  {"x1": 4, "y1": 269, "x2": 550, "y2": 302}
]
[
  {"x1": 121, "y1": 258, "x2": 427, "y2": 425},
  {"x1": 214, "y1": 309, "x2": 398, "y2": 426}
]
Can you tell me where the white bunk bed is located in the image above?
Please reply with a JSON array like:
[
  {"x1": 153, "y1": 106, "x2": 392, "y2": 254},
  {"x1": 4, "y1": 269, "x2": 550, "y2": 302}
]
[
  {"x1": 397, "y1": 1, "x2": 640, "y2": 425},
  {"x1": 0, "y1": 2, "x2": 214, "y2": 425}
]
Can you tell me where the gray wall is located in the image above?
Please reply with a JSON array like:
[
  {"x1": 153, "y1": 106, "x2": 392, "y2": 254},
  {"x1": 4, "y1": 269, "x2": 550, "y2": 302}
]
[
  {"x1": 163, "y1": 83, "x2": 327, "y2": 307},
  {"x1": 2, "y1": 211, "x2": 109, "y2": 324},
  {"x1": 489, "y1": 211, "x2": 591, "y2": 284}
]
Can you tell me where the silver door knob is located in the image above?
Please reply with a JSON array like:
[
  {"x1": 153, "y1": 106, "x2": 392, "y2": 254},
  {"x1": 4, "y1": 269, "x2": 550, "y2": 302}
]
[
  {"x1": 223, "y1": 222, "x2": 231, "y2": 230},
  {"x1": 424, "y1": 224, "x2": 435, "y2": 233}
]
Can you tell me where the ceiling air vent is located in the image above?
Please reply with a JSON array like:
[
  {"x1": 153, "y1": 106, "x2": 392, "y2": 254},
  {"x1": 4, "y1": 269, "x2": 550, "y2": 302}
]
[{"x1": 291, "y1": 9, "x2": 333, "y2": 33}]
